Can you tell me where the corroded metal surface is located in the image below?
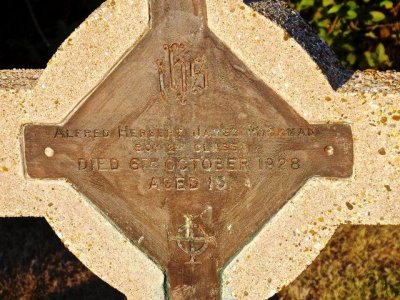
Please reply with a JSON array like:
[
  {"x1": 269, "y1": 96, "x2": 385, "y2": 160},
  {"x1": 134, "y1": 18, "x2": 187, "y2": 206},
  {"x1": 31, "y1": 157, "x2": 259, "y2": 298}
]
[{"x1": 23, "y1": 1, "x2": 353, "y2": 299}]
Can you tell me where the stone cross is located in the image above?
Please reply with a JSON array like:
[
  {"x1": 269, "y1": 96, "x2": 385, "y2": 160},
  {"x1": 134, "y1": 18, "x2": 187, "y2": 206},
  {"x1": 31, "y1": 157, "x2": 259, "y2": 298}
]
[{"x1": 1, "y1": 0, "x2": 399, "y2": 299}]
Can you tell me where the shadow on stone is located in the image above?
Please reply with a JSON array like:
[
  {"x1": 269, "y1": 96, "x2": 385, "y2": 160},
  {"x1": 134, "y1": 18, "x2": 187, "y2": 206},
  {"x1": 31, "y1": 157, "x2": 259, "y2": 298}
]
[
  {"x1": 271, "y1": 225, "x2": 400, "y2": 299},
  {"x1": 0, "y1": 217, "x2": 126, "y2": 299},
  {"x1": 246, "y1": 0, "x2": 354, "y2": 90}
]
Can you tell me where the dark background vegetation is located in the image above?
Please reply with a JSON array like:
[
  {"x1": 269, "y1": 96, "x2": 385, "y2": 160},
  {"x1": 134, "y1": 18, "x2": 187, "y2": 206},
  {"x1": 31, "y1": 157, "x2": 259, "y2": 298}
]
[
  {"x1": 0, "y1": 0, "x2": 399, "y2": 299},
  {"x1": 0, "y1": 0, "x2": 398, "y2": 70},
  {"x1": 287, "y1": 0, "x2": 399, "y2": 70},
  {"x1": 0, "y1": 0, "x2": 102, "y2": 69},
  {"x1": 0, "y1": 218, "x2": 125, "y2": 299}
]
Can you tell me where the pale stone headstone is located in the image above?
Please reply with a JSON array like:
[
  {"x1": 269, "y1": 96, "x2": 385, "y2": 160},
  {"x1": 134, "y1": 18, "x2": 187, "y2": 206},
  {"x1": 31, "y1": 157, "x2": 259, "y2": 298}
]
[{"x1": 0, "y1": 0, "x2": 399, "y2": 299}]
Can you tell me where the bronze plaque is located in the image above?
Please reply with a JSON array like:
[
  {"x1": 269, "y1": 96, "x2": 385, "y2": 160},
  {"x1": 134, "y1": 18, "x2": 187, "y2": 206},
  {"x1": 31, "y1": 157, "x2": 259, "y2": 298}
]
[{"x1": 23, "y1": 1, "x2": 353, "y2": 299}]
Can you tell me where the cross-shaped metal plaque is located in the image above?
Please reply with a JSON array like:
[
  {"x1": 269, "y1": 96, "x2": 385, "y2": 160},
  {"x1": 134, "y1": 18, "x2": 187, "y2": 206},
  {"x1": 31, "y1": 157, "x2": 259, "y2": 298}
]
[{"x1": 23, "y1": 1, "x2": 353, "y2": 299}]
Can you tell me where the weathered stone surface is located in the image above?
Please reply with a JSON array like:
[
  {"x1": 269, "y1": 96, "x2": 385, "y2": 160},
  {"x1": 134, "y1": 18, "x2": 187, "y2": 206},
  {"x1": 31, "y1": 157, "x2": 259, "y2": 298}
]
[
  {"x1": 0, "y1": 0, "x2": 399, "y2": 299},
  {"x1": 0, "y1": 69, "x2": 42, "y2": 90}
]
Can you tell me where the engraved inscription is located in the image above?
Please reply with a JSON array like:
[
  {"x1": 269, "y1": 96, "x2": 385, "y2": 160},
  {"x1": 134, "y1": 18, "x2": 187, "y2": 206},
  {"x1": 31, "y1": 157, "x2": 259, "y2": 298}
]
[
  {"x1": 53, "y1": 125, "x2": 316, "y2": 139},
  {"x1": 258, "y1": 157, "x2": 301, "y2": 170},
  {"x1": 65, "y1": 124, "x2": 312, "y2": 191}
]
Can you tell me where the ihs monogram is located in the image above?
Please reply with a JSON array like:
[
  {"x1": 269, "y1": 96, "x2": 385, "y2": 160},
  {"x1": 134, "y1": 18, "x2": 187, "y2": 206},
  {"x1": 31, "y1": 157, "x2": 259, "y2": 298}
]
[{"x1": 156, "y1": 43, "x2": 209, "y2": 105}]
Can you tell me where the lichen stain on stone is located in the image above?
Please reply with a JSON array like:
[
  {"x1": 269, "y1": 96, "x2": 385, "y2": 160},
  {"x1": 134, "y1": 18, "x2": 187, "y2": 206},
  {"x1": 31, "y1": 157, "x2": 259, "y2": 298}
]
[
  {"x1": 309, "y1": 229, "x2": 317, "y2": 236},
  {"x1": 1, "y1": 166, "x2": 9, "y2": 172},
  {"x1": 385, "y1": 185, "x2": 392, "y2": 192},
  {"x1": 283, "y1": 31, "x2": 291, "y2": 41}
]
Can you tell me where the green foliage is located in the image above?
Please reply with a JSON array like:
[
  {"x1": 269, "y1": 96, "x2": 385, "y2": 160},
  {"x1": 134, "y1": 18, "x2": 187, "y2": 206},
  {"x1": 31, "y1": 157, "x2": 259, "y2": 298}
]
[{"x1": 288, "y1": 0, "x2": 400, "y2": 70}]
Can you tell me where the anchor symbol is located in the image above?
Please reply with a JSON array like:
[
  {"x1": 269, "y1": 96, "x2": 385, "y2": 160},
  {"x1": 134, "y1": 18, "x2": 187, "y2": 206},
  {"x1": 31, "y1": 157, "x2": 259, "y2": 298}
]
[{"x1": 170, "y1": 215, "x2": 209, "y2": 265}]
